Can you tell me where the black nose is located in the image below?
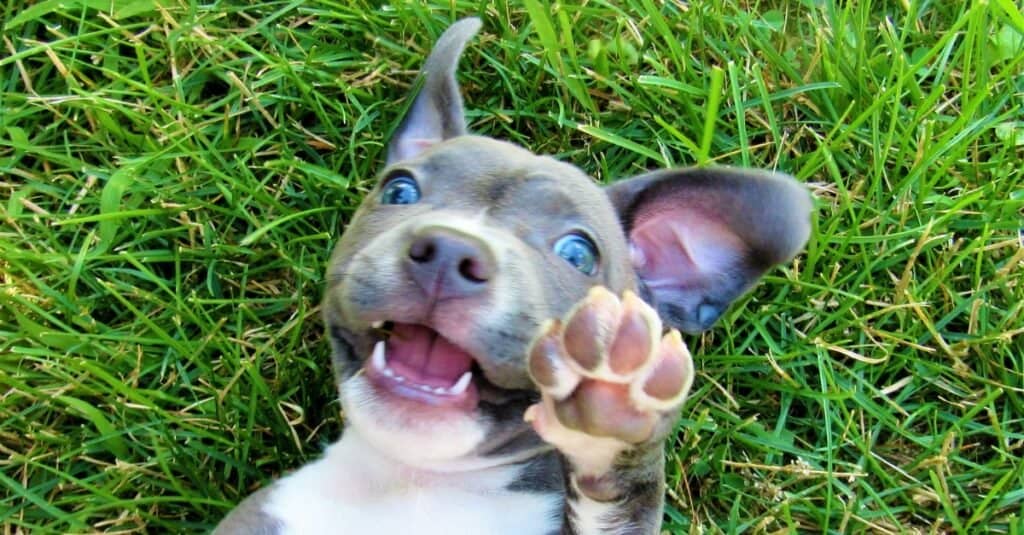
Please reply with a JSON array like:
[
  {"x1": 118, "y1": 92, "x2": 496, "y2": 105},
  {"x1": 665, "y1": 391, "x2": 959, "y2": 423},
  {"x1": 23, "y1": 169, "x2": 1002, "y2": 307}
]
[{"x1": 406, "y1": 227, "x2": 496, "y2": 299}]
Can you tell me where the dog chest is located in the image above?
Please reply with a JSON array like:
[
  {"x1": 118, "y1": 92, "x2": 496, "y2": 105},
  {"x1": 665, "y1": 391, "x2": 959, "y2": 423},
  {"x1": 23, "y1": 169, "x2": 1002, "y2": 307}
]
[{"x1": 260, "y1": 433, "x2": 562, "y2": 535}]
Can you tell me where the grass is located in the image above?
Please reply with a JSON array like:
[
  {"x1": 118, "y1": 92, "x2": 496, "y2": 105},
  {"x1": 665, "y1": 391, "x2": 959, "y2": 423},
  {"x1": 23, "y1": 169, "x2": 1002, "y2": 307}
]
[{"x1": 1, "y1": 0, "x2": 1022, "y2": 532}]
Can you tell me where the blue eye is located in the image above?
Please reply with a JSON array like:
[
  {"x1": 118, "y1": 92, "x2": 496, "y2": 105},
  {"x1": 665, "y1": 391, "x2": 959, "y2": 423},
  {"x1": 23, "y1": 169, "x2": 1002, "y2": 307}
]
[
  {"x1": 380, "y1": 175, "x2": 421, "y2": 205},
  {"x1": 553, "y1": 234, "x2": 599, "y2": 275}
]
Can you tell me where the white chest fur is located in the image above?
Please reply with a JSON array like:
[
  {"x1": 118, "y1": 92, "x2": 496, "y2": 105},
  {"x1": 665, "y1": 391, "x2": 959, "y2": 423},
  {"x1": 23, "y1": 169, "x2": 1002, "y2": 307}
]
[{"x1": 261, "y1": 431, "x2": 561, "y2": 535}]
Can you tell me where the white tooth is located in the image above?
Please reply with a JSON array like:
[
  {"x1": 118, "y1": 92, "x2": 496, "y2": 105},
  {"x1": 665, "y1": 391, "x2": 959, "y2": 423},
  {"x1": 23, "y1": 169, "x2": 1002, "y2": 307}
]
[
  {"x1": 382, "y1": 367, "x2": 394, "y2": 377},
  {"x1": 393, "y1": 374, "x2": 405, "y2": 382},
  {"x1": 418, "y1": 384, "x2": 433, "y2": 392},
  {"x1": 371, "y1": 321, "x2": 384, "y2": 329},
  {"x1": 371, "y1": 341, "x2": 387, "y2": 371},
  {"x1": 449, "y1": 371, "x2": 472, "y2": 395},
  {"x1": 433, "y1": 387, "x2": 448, "y2": 395}
]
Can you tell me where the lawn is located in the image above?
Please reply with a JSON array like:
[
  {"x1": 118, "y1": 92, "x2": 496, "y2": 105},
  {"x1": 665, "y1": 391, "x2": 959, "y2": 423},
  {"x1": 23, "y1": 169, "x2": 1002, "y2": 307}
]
[{"x1": 1, "y1": 0, "x2": 1022, "y2": 532}]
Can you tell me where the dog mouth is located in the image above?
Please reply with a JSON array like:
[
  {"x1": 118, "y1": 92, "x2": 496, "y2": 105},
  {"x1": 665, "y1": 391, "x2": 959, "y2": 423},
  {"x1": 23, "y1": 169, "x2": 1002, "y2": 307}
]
[{"x1": 364, "y1": 322, "x2": 480, "y2": 409}]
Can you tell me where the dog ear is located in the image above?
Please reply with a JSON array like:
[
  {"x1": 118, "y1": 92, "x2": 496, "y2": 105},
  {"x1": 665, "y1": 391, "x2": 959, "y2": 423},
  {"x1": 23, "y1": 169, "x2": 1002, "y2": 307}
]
[
  {"x1": 387, "y1": 18, "x2": 482, "y2": 164},
  {"x1": 605, "y1": 168, "x2": 812, "y2": 334}
]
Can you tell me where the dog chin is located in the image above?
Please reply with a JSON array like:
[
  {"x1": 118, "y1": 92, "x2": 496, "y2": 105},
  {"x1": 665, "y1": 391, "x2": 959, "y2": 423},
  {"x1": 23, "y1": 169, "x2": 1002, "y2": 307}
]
[{"x1": 339, "y1": 375, "x2": 488, "y2": 466}]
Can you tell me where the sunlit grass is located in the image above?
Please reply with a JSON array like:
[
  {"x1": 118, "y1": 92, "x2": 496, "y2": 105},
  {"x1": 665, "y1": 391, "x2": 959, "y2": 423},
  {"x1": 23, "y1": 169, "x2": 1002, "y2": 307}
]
[{"x1": 1, "y1": 1, "x2": 1022, "y2": 532}]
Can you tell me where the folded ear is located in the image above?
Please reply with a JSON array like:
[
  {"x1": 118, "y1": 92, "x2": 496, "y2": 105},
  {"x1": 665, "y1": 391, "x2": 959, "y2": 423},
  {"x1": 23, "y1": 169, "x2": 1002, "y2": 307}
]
[
  {"x1": 386, "y1": 18, "x2": 482, "y2": 165},
  {"x1": 606, "y1": 168, "x2": 812, "y2": 334}
]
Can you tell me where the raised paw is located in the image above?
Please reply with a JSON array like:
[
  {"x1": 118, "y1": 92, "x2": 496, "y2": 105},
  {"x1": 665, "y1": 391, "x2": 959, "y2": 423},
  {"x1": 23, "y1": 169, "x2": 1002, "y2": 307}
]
[{"x1": 525, "y1": 287, "x2": 694, "y2": 458}]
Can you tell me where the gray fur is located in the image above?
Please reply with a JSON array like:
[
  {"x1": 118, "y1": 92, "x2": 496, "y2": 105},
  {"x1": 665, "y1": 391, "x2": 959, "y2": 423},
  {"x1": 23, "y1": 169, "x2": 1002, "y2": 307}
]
[
  {"x1": 214, "y1": 485, "x2": 282, "y2": 535},
  {"x1": 387, "y1": 18, "x2": 482, "y2": 164}
]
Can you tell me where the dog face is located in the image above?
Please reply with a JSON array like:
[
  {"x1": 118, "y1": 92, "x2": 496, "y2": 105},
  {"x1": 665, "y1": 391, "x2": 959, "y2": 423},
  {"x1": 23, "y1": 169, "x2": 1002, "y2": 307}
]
[
  {"x1": 321, "y1": 19, "x2": 810, "y2": 467},
  {"x1": 323, "y1": 136, "x2": 638, "y2": 464}
]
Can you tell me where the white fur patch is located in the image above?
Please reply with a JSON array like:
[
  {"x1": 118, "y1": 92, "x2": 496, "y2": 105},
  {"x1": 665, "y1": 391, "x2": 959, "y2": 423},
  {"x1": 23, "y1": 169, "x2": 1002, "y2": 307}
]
[
  {"x1": 340, "y1": 375, "x2": 487, "y2": 465},
  {"x1": 262, "y1": 430, "x2": 561, "y2": 535},
  {"x1": 568, "y1": 482, "x2": 629, "y2": 535}
]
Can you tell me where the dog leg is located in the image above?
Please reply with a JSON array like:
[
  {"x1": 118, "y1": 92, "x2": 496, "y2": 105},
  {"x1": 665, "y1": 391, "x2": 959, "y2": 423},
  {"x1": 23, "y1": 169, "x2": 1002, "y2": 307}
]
[{"x1": 526, "y1": 286, "x2": 694, "y2": 535}]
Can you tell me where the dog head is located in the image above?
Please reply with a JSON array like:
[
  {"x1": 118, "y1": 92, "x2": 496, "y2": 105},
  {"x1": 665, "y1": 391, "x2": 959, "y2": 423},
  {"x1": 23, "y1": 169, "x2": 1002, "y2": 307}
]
[{"x1": 322, "y1": 19, "x2": 811, "y2": 467}]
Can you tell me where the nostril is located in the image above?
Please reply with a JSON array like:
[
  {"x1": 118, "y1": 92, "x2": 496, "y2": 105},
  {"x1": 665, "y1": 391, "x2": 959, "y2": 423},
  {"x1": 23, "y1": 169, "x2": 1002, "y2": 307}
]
[
  {"x1": 458, "y1": 258, "x2": 488, "y2": 283},
  {"x1": 406, "y1": 230, "x2": 496, "y2": 291},
  {"x1": 409, "y1": 239, "x2": 435, "y2": 263}
]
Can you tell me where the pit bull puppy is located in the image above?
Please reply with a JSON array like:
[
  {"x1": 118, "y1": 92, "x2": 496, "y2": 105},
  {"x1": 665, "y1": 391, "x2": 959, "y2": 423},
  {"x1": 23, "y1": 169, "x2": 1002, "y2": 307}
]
[{"x1": 215, "y1": 17, "x2": 811, "y2": 535}]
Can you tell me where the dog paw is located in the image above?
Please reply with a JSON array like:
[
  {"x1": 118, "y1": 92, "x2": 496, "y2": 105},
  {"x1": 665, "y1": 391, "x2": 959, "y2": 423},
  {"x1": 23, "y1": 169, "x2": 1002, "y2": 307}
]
[{"x1": 524, "y1": 287, "x2": 694, "y2": 474}]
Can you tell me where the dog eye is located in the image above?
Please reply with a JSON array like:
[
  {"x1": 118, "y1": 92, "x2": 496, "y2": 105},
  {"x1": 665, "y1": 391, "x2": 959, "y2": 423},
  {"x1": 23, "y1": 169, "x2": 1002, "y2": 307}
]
[
  {"x1": 553, "y1": 234, "x2": 599, "y2": 276},
  {"x1": 380, "y1": 175, "x2": 421, "y2": 205}
]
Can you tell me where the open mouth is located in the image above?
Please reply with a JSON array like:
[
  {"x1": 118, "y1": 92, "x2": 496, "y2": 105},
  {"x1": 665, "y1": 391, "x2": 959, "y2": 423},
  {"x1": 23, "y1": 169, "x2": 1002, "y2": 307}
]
[{"x1": 364, "y1": 322, "x2": 479, "y2": 408}]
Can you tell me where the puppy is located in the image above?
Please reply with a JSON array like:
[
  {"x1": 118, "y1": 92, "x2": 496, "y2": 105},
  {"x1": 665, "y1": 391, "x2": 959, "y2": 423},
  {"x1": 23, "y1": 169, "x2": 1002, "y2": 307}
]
[{"x1": 215, "y1": 18, "x2": 811, "y2": 535}]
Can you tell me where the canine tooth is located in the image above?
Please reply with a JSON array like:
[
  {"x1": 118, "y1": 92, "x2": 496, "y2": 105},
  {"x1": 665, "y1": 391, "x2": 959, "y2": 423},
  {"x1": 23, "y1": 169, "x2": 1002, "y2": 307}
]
[
  {"x1": 371, "y1": 341, "x2": 387, "y2": 371},
  {"x1": 450, "y1": 371, "x2": 472, "y2": 395},
  {"x1": 433, "y1": 387, "x2": 448, "y2": 395}
]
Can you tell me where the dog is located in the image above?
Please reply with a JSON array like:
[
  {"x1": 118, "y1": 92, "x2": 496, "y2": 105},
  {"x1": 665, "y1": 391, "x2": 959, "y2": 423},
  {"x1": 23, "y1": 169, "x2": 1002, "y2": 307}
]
[{"x1": 214, "y1": 18, "x2": 811, "y2": 534}]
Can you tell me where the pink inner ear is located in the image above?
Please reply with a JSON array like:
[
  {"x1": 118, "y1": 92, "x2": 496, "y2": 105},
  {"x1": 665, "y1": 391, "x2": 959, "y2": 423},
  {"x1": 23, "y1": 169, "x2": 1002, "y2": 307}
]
[{"x1": 629, "y1": 206, "x2": 747, "y2": 291}]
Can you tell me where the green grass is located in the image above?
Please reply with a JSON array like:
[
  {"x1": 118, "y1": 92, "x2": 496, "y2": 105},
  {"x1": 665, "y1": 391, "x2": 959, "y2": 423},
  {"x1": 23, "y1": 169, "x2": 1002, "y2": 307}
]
[{"x1": 2, "y1": 0, "x2": 1022, "y2": 532}]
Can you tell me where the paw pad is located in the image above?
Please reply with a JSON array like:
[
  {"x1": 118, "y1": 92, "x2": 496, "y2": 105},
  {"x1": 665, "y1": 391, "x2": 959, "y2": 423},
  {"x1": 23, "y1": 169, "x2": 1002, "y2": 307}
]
[{"x1": 526, "y1": 287, "x2": 694, "y2": 447}]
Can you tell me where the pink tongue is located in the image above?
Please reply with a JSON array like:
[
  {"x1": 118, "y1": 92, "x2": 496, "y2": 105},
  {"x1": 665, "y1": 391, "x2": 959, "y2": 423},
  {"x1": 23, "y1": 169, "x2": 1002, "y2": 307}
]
[{"x1": 386, "y1": 324, "x2": 473, "y2": 387}]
